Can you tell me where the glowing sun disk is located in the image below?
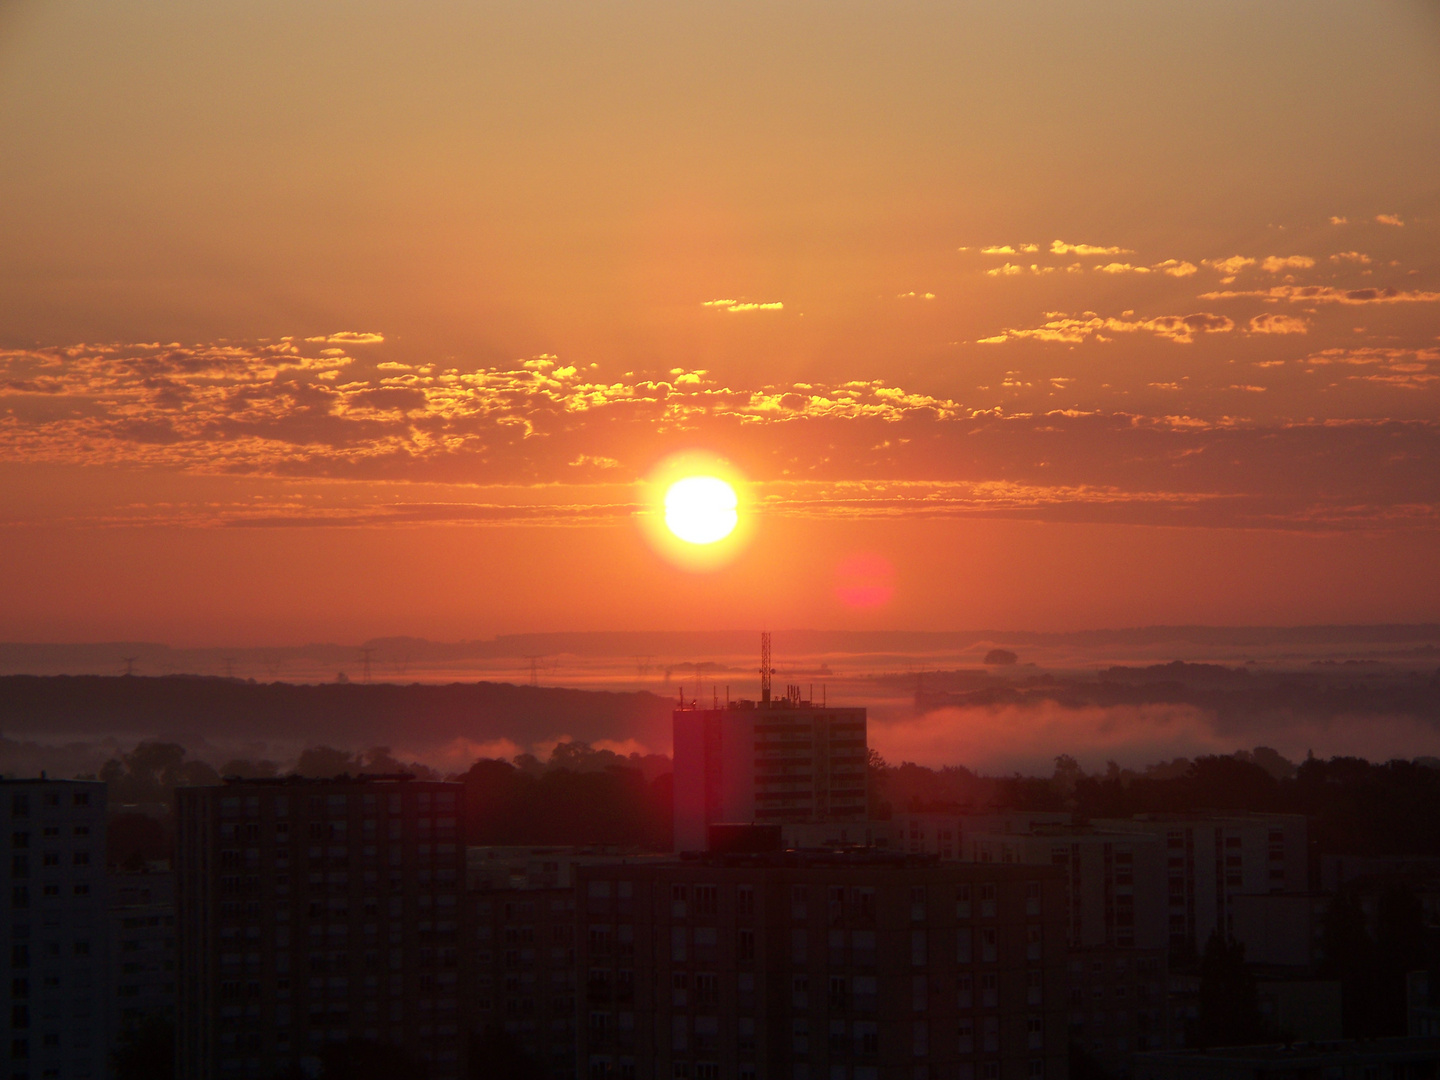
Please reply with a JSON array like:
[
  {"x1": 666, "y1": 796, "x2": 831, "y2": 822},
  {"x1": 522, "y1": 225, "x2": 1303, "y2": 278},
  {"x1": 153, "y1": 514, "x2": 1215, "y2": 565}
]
[{"x1": 664, "y1": 476, "x2": 738, "y2": 545}]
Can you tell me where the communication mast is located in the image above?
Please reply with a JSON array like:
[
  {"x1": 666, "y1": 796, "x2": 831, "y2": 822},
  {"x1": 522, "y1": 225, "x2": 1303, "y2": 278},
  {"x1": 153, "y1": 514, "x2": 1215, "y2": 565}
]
[{"x1": 759, "y1": 631, "x2": 774, "y2": 704}]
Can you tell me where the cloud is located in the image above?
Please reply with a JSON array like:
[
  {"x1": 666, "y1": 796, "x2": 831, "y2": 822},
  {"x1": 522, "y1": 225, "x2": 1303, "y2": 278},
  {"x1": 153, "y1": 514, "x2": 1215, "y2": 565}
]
[
  {"x1": 1329, "y1": 216, "x2": 1349, "y2": 225},
  {"x1": 1375, "y1": 214, "x2": 1404, "y2": 226},
  {"x1": 1303, "y1": 346, "x2": 1440, "y2": 368},
  {"x1": 1094, "y1": 263, "x2": 1149, "y2": 274},
  {"x1": 304, "y1": 331, "x2": 384, "y2": 345},
  {"x1": 1330, "y1": 251, "x2": 1372, "y2": 265},
  {"x1": 979, "y1": 311, "x2": 1234, "y2": 345},
  {"x1": 1200, "y1": 285, "x2": 1440, "y2": 305},
  {"x1": 1050, "y1": 240, "x2": 1131, "y2": 256},
  {"x1": 1247, "y1": 313, "x2": 1309, "y2": 335},
  {"x1": 1261, "y1": 255, "x2": 1316, "y2": 273},
  {"x1": 896, "y1": 291, "x2": 936, "y2": 300},
  {"x1": 985, "y1": 263, "x2": 1026, "y2": 277},
  {"x1": 1203, "y1": 256, "x2": 1256, "y2": 277},
  {"x1": 1153, "y1": 260, "x2": 1198, "y2": 278},
  {"x1": 2, "y1": 336, "x2": 1438, "y2": 533},
  {"x1": 701, "y1": 299, "x2": 783, "y2": 312}
]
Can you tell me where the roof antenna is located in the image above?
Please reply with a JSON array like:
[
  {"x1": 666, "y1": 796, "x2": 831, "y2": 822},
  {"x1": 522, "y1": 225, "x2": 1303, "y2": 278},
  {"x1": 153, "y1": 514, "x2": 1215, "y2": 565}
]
[{"x1": 760, "y1": 631, "x2": 773, "y2": 704}]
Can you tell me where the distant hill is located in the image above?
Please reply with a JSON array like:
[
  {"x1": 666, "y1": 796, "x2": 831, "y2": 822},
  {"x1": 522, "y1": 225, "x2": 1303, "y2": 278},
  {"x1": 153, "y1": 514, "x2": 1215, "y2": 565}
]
[{"x1": 0, "y1": 675, "x2": 674, "y2": 757}]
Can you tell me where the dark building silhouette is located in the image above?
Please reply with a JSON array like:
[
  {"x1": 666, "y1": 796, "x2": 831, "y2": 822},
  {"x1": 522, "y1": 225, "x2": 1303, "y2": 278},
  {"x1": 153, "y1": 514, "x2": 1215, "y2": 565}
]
[
  {"x1": 1, "y1": 779, "x2": 110, "y2": 1080},
  {"x1": 176, "y1": 776, "x2": 466, "y2": 1080},
  {"x1": 575, "y1": 853, "x2": 1069, "y2": 1080}
]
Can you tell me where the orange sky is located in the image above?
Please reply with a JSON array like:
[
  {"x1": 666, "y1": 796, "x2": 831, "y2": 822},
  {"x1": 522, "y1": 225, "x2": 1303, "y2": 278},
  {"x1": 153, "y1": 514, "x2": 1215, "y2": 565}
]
[{"x1": 1, "y1": 1, "x2": 1438, "y2": 643}]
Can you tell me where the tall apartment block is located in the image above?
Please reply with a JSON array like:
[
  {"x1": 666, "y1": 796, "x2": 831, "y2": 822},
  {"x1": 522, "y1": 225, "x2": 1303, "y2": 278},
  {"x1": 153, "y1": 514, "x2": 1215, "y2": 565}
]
[
  {"x1": 176, "y1": 776, "x2": 467, "y2": 1080},
  {"x1": 673, "y1": 655, "x2": 869, "y2": 853},
  {"x1": 1, "y1": 779, "x2": 110, "y2": 1080},
  {"x1": 576, "y1": 853, "x2": 1069, "y2": 1080}
]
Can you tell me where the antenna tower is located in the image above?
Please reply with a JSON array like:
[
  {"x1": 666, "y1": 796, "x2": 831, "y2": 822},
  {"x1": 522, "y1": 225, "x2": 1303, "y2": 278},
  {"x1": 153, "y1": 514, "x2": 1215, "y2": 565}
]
[
  {"x1": 760, "y1": 631, "x2": 773, "y2": 704},
  {"x1": 121, "y1": 656, "x2": 138, "y2": 677},
  {"x1": 359, "y1": 647, "x2": 375, "y2": 683}
]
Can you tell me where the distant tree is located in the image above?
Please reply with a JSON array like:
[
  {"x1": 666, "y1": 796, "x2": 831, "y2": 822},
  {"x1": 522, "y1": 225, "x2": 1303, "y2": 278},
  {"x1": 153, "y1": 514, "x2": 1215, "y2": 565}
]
[
  {"x1": 99, "y1": 742, "x2": 219, "y2": 805},
  {"x1": 1193, "y1": 931, "x2": 1266, "y2": 1047},
  {"x1": 1052, "y1": 754, "x2": 1083, "y2": 798},
  {"x1": 293, "y1": 745, "x2": 358, "y2": 777},
  {"x1": 984, "y1": 649, "x2": 1019, "y2": 665},
  {"x1": 111, "y1": 1014, "x2": 174, "y2": 1080},
  {"x1": 220, "y1": 758, "x2": 279, "y2": 779}
]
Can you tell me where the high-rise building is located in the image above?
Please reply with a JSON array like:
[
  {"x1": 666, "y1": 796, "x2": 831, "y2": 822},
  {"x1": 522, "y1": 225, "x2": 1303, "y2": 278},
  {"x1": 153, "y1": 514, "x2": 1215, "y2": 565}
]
[
  {"x1": 575, "y1": 852, "x2": 1069, "y2": 1080},
  {"x1": 1, "y1": 779, "x2": 110, "y2": 1080},
  {"x1": 176, "y1": 775, "x2": 467, "y2": 1080},
  {"x1": 672, "y1": 685, "x2": 868, "y2": 852}
]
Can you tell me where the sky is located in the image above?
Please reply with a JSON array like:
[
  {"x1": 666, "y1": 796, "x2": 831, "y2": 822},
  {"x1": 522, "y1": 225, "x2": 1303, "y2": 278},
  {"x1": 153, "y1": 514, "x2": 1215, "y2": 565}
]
[{"x1": 1, "y1": 1, "x2": 1439, "y2": 644}]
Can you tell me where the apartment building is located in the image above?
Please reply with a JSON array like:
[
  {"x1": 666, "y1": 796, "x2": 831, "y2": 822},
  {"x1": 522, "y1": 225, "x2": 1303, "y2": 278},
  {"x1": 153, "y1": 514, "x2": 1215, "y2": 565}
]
[
  {"x1": 110, "y1": 866, "x2": 177, "y2": 1037},
  {"x1": 673, "y1": 688, "x2": 868, "y2": 851},
  {"x1": 468, "y1": 846, "x2": 670, "y2": 1080},
  {"x1": 175, "y1": 776, "x2": 467, "y2": 1080},
  {"x1": 575, "y1": 852, "x2": 1069, "y2": 1080},
  {"x1": 966, "y1": 825, "x2": 1169, "y2": 951},
  {"x1": 1, "y1": 779, "x2": 110, "y2": 1080},
  {"x1": 1091, "y1": 814, "x2": 1308, "y2": 954}
]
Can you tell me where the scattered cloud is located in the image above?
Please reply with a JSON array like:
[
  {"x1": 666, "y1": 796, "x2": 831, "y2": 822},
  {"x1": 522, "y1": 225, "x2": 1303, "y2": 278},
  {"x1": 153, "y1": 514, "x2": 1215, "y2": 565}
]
[
  {"x1": 1050, "y1": 240, "x2": 1132, "y2": 256},
  {"x1": 979, "y1": 311, "x2": 1234, "y2": 345},
  {"x1": 1303, "y1": 346, "x2": 1440, "y2": 368},
  {"x1": 1375, "y1": 214, "x2": 1404, "y2": 226},
  {"x1": 980, "y1": 244, "x2": 1039, "y2": 255},
  {"x1": 1094, "y1": 263, "x2": 1148, "y2": 275},
  {"x1": 896, "y1": 291, "x2": 936, "y2": 300},
  {"x1": 1330, "y1": 251, "x2": 1372, "y2": 265},
  {"x1": 1261, "y1": 255, "x2": 1316, "y2": 273},
  {"x1": 1329, "y1": 216, "x2": 1349, "y2": 225},
  {"x1": 1, "y1": 336, "x2": 1437, "y2": 533},
  {"x1": 701, "y1": 299, "x2": 783, "y2": 312},
  {"x1": 304, "y1": 331, "x2": 384, "y2": 345},
  {"x1": 1202, "y1": 256, "x2": 1256, "y2": 282},
  {"x1": 986, "y1": 263, "x2": 1025, "y2": 277},
  {"x1": 1153, "y1": 260, "x2": 1198, "y2": 278},
  {"x1": 1200, "y1": 285, "x2": 1440, "y2": 305},
  {"x1": 1247, "y1": 313, "x2": 1309, "y2": 335}
]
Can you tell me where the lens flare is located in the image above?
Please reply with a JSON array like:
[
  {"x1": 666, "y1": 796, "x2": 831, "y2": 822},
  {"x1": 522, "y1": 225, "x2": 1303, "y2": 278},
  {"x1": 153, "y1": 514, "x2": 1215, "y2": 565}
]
[{"x1": 664, "y1": 476, "x2": 738, "y2": 545}]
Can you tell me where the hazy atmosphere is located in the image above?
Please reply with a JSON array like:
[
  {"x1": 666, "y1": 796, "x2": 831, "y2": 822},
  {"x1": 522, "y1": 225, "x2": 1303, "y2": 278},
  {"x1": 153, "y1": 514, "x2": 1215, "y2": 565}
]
[{"x1": 3, "y1": 7, "x2": 1440, "y2": 1078}]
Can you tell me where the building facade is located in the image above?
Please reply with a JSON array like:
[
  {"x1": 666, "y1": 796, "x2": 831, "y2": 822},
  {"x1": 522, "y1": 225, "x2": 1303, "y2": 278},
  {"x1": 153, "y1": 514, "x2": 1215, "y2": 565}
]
[
  {"x1": 176, "y1": 776, "x2": 467, "y2": 1080},
  {"x1": 575, "y1": 854, "x2": 1069, "y2": 1080},
  {"x1": 966, "y1": 826, "x2": 1169, "y2": 952},
  {"x1": 1092, "y1": 814, "x2": 1308, "y2": 954},
  {"x1": 672, "y1": 689, "x2": 868, "y2": 851},
  {"x1": 110, "y1": 866, "x2": 177, "y2": 1039},
  {"x1": 1, "y1": 779, "x2": 110, "y2": 1080}
]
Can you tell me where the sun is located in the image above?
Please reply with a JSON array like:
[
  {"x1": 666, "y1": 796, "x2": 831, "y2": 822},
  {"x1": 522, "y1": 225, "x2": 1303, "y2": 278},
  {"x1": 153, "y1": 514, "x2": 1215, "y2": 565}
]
[{"x1": 664, "y1": 476, "x2": 738, "y2": 545}]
